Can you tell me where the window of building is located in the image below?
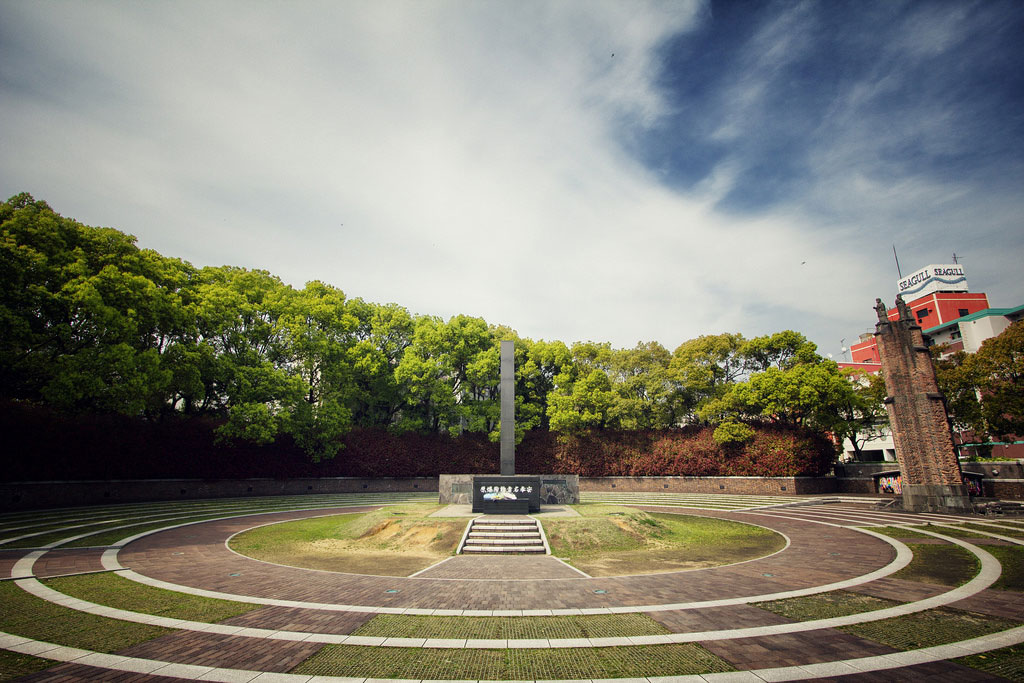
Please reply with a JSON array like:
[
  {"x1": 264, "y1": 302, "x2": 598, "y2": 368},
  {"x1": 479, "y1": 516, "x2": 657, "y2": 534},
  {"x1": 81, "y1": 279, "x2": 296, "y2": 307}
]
[
  {"x1": 916, "y1": 308, "x2": 930, "y2": 321},
  {"x1": 958, "y1": 308, "x2": 969, "y2": 317},
  {"x1": 951, "y1": 330, "x2": 962, "y2": 340}
]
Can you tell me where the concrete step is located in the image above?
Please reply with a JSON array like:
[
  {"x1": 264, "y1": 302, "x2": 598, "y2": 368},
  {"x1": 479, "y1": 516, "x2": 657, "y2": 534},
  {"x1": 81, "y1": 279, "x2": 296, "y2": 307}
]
[
  {"x1": 459, "y1": 517, "x2": 548, "y2": 555},
  {"x1": 476, "y1": 518, "x2": 535, "y2": 524},
  {"x1": 465, "y1": 538, "x2": 544, "y2": 546},
  {"x1": 462, "y1": 545, "x2": 545, "y2": 553}
]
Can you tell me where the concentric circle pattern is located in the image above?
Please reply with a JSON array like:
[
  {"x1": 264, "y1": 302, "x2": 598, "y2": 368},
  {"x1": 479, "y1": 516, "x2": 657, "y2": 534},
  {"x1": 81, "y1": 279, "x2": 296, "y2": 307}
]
[{"x1": 1, "y1": 493, "x2": 1022, "y2": 681}]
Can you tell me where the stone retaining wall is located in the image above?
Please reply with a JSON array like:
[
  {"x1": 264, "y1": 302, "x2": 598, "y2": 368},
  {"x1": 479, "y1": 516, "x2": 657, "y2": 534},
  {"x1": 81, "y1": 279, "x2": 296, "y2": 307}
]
[
  {"x1": 0, "y1": 477, "x2": 438, "y2": 511},
  {"x1": 3, "y1": 465, "x2": 1021, "y2": 511},
  {"x1": 835, "y1": 461, "x2": 1024, "y2": 499},
  {"x1": 579, "y1": 476, "x2": 837, "y2": 495}
]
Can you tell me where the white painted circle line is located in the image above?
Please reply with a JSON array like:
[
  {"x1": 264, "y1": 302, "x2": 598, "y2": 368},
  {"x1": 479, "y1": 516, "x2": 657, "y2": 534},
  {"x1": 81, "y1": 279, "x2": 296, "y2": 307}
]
[
  {"x1": 3, "y1": 625, "x2": 1024, "y2": 682},
  {"x1": 18, "y1": 527, "x2": 997, "y2": 647},
  {"x1": 110, "y1": 532, "x2": 907, "y2": 613}
]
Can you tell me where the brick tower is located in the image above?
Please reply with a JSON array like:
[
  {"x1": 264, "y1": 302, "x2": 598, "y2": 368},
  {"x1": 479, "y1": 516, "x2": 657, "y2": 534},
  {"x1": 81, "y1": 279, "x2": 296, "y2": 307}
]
[{"x1": 874, "y1": 296, "x2": 972, "y2": 513}]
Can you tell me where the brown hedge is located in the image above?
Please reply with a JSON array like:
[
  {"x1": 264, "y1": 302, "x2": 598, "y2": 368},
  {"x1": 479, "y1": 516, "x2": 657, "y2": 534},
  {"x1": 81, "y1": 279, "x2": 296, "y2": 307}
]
[{"x1": 1, "y1": 401, "x2": 835, "y2": 481}]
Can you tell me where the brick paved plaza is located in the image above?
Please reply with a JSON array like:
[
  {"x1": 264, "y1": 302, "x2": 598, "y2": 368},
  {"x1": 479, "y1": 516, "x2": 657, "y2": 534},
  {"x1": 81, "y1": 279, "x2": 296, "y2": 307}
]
[{"x1": 1, "y1": 493, "x2": 1022, "y2": 681}]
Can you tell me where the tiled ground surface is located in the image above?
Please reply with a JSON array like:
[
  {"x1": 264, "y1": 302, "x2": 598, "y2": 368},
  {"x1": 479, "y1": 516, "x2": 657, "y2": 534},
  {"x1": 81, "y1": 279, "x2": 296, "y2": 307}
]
[
  {"x1": 29, "y1": 548, "x2": 110, "y2": 578},
  {"x1": 117, "y1": 507, "x2": 897, "y2": 610},
  {"x1": 2, "y1": 498, "x2": 1021, "y2": 681},
  {"x1": 699, "y1": 628, "x2": 898, "y2": 667},
  {"x1": 116, "y1": 631, "x2": 324, "y2": 671},
  {"x1": 15, "y1": 665, "x2": 186, "y2": 681},
  {"x1": 414, "y1": 555, "x2": 586, "y2": 580},
  {"x1": 813, "y1": 661, "x2": 1004, "y2": 681},
  {"x1": 219, "y1": 605, "x2": 374, "y2": 634},
  {"x1": 647, "y1": 604, "x2": 795, "y2": 633}
]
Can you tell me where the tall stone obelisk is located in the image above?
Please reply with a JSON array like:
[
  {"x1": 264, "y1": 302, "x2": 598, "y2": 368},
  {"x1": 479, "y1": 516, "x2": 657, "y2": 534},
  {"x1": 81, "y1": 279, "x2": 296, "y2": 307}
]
[{"x1": 500, "y1": 340, "x2": 515, "y2": 476}]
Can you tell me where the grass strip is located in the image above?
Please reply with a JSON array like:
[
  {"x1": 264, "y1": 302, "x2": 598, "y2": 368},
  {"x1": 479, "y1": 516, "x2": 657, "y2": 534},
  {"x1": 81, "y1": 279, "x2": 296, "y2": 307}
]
[
  {"x1": 965, "y1": 523, "x2": 1024, "y2": 539},
  {"x1": 860, "y1": 526, "x2": 940, "y2": 540},
  {"x1": 923, "y1": 524, "x2": 993, "y2": 539},
  {"x1": 890, "y1": 543, "x2": 980, "y2": 587},
  {"x1": 840, "y1": 607, "x2": 1020, "y2": 650},
  {"x1": 754, "y1": 590, "x2": 902, "y2": 621},
  {"x1": 0, "y1": 581, "x2": 171, "y2": 653},
  {"x1": 45, "y1": 572, "x2": 261, "y2": 622},
  {"x1": 954, "y1": 643, "x2": 1024, "y2": 680},
  {"x1": 0, "y1": 649, "x2": 57, "y2": 681},
  {"x1": 354, "y1": 613, "x2": 669, "y2": 639},
  {"x1": 0, "y1": 521, "x2": 131, "y2": 549},
  {"x1": 983, "y1": 545, "x2": 1024, "y2": 592},
  {"x1": 293, "y1": 644, "x2": 734, "y2": 679}
]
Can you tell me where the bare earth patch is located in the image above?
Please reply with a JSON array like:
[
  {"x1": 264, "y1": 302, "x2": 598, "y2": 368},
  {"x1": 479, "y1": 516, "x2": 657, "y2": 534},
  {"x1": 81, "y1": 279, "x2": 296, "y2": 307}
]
[
  {"x1": 229, "y1": 505, "x2": 465, "y2": 577},
  {"x1": 569, "y1": 544, "x2": 779, "y2": 576},
  {"x1": 545, "y1": 507, "x2": 785, "y2": 577},
  {"x1": 264, "y1": 549, "x2": 445, "y2": 576}
]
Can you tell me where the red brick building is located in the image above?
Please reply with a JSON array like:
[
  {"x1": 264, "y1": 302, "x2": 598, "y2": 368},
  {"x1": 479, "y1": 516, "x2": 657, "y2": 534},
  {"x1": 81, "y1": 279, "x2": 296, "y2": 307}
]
[{"x1": 838, "y1": 263, "x2": 1024, "y2": 464}]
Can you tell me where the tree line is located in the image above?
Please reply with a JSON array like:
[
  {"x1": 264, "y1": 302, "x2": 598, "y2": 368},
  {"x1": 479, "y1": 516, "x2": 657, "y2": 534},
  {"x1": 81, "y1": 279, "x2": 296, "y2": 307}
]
[
  {"x1": 934, "y1": 322, "x2": 1024, "y2": 449},
  {"x1": 0, "y1": 193, "x2": 913, "y2": 462}
]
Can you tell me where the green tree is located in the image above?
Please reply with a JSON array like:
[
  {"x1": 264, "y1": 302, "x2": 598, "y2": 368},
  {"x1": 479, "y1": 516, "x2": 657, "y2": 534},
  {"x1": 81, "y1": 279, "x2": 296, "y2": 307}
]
[
  {"x1": 277, "y1": 281, "x2": 359, "y2": 460},
  {"x1": 609, "y1": 341, "x2": 675, "y2": 429},
  {"x1": 346, "y1": 300, "x2": 415, "y2": 429},
  {"x1": 515, "y1": 336, "x2": 573, "y2": 434},
  {"x1": 974, "y1": 320, "x2": 1024, "y2": 439},
  {"x1": 668, "y1": 333, "x2": 746, "y2": 422},
  {"x1": 741, "y1": 330, "x2": 819, "y2": 372},
  {"x1": 834, "y1": 369, "x2": 888, "y2": 461},
  {"x1": 394, "y1": 314, "x2": 496, "y2": 435},
  {"x1": 703, "y1": 356, "x2": 857, "y2": 443},
  {"x1": 932, "y1": 347, "x2": 986, "y2": 437},
  {"x1": 546, "y1": 367, "x2": 616, "y2": 432},
  {"x1": 193, "y1": 266, "x2": 301, "y2": 446},
  {"x1": 0, "y1": 193, "x2": 196, "y2": 416}
]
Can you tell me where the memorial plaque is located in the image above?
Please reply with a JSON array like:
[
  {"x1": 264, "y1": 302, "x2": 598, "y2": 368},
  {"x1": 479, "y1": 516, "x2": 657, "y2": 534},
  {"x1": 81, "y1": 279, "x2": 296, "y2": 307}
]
[{"x1": 472, "y1": 476, "x2": 541, "y2": 513}]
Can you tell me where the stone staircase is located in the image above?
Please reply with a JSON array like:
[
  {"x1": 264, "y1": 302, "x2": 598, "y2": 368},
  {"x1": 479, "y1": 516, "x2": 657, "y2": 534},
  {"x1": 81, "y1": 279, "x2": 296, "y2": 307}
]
[{"x1": 459, "y1": 516, "x2": 547, "y2": 554}]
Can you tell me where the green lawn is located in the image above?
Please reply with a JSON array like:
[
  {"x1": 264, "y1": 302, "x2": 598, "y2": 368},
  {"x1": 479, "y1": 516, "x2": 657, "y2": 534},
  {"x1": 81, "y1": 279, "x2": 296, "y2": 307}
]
[
  {"x1": 353, "y1": 612, "x2": 669, "y2": 639},
  {"x1": 543, "y1": 506, "x2": 786, "y2": 576},
  {"x1": 45, "y1": 572, "x2": 261, "y2": 622},
  {"x1": 293, "y1": 643, "x2": 734, "y2": 679},
  {"x1": 0, "y1": 581, "x2": 171, "y2": 653}
]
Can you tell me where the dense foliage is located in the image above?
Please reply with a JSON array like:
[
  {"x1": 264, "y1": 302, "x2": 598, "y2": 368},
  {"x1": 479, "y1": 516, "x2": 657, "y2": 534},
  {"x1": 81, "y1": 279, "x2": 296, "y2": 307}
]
[
  {"x1": 2, "y1": 193, "x2": 854, "y2": 473},
  {"x1": 934, "y1": 320, "x2": 1024, "y2": 442},
  {"x1": 0, "y1": 401, "x2": 834, "y2": 480}
]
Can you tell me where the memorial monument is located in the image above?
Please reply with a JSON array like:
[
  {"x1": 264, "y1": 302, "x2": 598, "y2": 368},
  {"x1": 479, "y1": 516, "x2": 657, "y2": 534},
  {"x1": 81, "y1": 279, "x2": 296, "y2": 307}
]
[
  {"x1": 874, "y1": 296, "x2": 973, "y2": 513},
  {"x1": 472, "y1": 341, "x2": 539, "y2": 513},
  {"x1": 438, "y1": 340, "x2": 579, "y2": 511}
]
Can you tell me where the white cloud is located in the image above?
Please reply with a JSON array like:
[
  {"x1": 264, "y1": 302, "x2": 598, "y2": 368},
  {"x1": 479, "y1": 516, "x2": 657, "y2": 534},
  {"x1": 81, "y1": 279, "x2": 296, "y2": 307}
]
[{"x1": 1, "y1": 0, "x2": 1021, "y2": 359}]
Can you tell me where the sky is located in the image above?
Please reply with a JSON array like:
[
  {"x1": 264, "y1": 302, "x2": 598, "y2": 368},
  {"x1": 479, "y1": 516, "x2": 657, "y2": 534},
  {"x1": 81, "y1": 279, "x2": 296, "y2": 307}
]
[{"x1": 2, "y1": 0, "x2": 1022, "y2": 358}]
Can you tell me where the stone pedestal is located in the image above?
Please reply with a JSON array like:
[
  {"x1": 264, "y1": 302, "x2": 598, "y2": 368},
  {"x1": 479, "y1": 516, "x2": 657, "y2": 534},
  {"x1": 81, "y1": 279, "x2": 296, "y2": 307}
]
[
  {"x1": 439, "y1": 473, "x2": 579, "y2": 507},
  {"x1": 901, "y1": 483, "x2": 974, "y2": 514}
]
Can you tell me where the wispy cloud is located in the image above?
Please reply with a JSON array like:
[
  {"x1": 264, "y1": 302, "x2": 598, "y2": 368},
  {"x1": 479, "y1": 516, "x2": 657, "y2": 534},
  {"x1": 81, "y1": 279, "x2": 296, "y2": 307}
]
[{"x1": 1, "y1": 0, "x2": 1021, "y2": 355}]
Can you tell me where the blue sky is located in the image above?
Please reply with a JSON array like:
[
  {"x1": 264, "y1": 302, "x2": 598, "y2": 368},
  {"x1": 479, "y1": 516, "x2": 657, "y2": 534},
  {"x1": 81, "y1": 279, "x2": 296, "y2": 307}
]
[{"x1": 1, "y1": 0, "x2": 1022, "y2": 358}]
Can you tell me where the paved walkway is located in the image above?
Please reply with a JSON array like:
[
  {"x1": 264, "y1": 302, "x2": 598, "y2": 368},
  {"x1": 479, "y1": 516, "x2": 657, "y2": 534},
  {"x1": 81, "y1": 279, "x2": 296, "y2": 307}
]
[{"x1": 1, "y1": 495, "x2": 1022, "y2": 681}]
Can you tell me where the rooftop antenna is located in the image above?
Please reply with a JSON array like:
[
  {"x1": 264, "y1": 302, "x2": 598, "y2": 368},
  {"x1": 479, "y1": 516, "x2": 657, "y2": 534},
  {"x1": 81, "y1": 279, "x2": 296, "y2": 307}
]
[
  {"x1": 893, "y1": 244, "x2": 903, "y2": 279},
  {"x1": 952, "y1": 252, "x2": 960, "y2": 264}
]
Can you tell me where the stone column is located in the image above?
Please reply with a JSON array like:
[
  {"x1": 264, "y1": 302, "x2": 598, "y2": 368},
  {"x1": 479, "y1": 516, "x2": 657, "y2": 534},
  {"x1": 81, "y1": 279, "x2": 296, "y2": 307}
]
[
  {"x1": 500, "y1": 340, "x2": 515, "y2": 476},
  {"x1": 874, "y1": 296, "x2": 972, "y2": 513}
]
